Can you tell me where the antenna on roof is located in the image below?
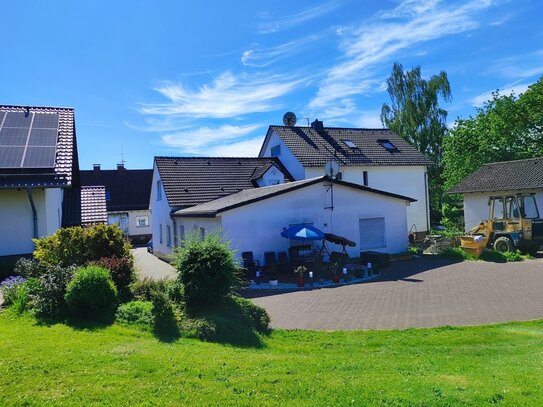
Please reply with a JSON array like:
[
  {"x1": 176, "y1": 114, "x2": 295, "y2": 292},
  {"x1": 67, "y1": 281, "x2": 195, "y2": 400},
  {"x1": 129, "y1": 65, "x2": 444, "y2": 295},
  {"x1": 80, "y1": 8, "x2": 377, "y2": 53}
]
[{"x1": 119, "y1": 144, "x2": 126, "y2": 166}]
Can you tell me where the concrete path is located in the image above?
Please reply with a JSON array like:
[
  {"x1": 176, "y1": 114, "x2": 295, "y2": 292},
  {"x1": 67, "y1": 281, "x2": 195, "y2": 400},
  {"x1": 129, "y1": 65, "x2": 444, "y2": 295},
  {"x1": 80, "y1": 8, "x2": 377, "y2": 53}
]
[
  {"x1": 247, "y1": 256, "x2": 543, "y2": 330},
  {"x1": 132, "y1": 247, "x2": 176, "y2": 280}
]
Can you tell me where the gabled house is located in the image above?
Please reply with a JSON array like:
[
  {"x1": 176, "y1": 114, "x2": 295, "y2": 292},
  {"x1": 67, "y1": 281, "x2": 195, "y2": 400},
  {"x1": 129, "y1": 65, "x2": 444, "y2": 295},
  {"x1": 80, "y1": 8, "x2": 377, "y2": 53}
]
[
  {"x1": 80, "y1": 164, "x2": 153, "y2": 243},
  {"x1": 0, "y1": 105, "x2": 79, "y2": 257},
  {"x1": 448, "y1": 157, "x2": 543, "y2": 231},
  {"x1": 80, "y1": 186, "x2": 107, "y2": 226},
  {"x1": 150, "y1": 157, "x2": 294, "y2": 258},
  {"x1": 258, "y1": 120, "x2": 433, "y2": 238}
]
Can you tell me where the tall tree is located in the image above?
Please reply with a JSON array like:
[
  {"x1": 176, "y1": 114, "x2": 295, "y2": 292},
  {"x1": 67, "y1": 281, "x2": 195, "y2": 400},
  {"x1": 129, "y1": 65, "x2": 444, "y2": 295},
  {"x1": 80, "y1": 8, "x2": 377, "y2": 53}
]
[
  {"x1": 381, "y1": 63, "x2": 452, "y2": 221},
  {"x1": 443, "y1": 77, "x2": 543, "y2": 191}
]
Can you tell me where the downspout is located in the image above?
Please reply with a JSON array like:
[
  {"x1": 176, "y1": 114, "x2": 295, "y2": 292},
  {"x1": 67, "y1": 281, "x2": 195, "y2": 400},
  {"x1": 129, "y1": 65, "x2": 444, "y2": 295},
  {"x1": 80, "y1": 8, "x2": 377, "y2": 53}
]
[
  {"x1": 26, "y1": 187, "x2": 38, "y2": 239},
  {"x1": 424, "y1": 170, "x2": 430, "y2": 234}
]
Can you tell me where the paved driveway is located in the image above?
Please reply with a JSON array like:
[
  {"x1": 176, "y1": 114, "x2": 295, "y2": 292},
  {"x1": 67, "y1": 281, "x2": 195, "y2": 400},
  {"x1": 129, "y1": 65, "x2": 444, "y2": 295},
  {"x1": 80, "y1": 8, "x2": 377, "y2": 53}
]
[
  {"x1": 247, "y1": 256, "x2": 543, "y2": 330},
  {"x1": 132, "y1": 247, "x2": 176, "y2": 280}
]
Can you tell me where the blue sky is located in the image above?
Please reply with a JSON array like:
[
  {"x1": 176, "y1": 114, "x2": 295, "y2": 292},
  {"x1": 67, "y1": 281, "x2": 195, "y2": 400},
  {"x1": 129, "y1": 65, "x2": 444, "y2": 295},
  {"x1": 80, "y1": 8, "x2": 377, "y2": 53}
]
[{"x1": 1, "y1": 0, "x2": 542, "y2": 170}]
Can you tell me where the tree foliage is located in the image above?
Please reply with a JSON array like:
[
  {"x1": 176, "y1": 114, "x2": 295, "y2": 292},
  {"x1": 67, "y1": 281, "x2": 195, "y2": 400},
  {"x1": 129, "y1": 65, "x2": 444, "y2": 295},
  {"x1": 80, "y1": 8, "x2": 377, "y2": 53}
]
[
  {"x1": 443, "y1": 77, "x2": 543, "y2": 190},
  {"x1": 381, "y1": 63, "x2": 452, "y2": 220}
]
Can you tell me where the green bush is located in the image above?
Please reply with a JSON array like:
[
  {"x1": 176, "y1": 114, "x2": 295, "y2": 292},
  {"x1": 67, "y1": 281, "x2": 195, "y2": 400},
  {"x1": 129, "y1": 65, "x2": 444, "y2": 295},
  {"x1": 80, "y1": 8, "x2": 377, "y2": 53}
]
[
  {"x1": 439, "y1": 247, "x2": 475, "y2": 260},
  {"x1": 180, "y1": 317, "x2": 217, "y2": 341},
  {"x1": 1, "y1": 276, "x2": 32, "y2": 315},
  {"x1": 33, "y1": 224, "x2": 132, "y2": 268},
  {"x1": 116, "y1": 301, "x2": 154, "y2": 327},
  {"x1": 131, "y1": 278, "x2": 169, "y2": 302},
  {"x1": 231, "y1": 296, "x2": 271, "y2": 334},
  {"x1": 14, "y1": 258, "x2": 46, "y2": 278},
  {"x1": 173, "y1": 231, "x2": 242, "y2": 309},
  {"x1": 502, "y1": 250, "x2": 525, "y2": 262},
  {"x1": 31, "y1": 266, "x2": 75, "y2": 319},
  {"x1": 65, "y1": 266, "x2": 118, "y2": 319},
  {"x1": 151, "y1": 290, "x2": 180, "y2": 340},
  {"x1": 479, "y1": 250, "x2": 507, "y2": 263}
]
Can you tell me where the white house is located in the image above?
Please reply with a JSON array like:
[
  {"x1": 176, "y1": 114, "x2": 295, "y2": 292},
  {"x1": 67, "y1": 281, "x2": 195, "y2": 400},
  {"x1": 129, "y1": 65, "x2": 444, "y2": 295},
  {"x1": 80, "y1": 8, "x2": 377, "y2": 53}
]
[
  {"x1": 80, "y1": 164, "x2": 153, "y2": 244},
  {"x1": 0, "y1": 105, "x2": 79, "y2": 257},
  {"x1": 150, "y1": 157, "x2": 294, "y2": 259},
  {"x1": 448, "y1": 157, "x2": 543, "y2": 231},
  {"x1": 173, "y1": 177, "x2": 415, "y2": 263},
  {"x1": 258, "y1": 120, "x2": 433, "y2": 238}
]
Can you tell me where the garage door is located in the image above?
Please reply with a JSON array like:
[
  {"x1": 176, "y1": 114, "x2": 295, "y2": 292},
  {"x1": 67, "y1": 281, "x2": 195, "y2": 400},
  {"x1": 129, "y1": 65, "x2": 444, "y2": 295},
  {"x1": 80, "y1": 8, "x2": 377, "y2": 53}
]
[{"x1": 359, "y1": 217, "x2": 386, "y2": 250}]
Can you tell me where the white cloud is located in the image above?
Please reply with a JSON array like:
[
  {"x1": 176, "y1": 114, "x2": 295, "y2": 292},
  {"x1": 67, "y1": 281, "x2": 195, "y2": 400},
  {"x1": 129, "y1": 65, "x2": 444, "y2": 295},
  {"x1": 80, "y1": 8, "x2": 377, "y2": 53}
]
[
  {"x1": 487, "y1": 50, "x2": 543, "y2": 79},
  {"x1": 140, "y1": 71, "x2": 303, "y2": 119},
  {"x1": 161, "y1": 124, "x2": 263, "y2": 154},
  {"x1": 241, "y1": 34, "x2": 323, "y2": 68},
  {"x1": 258, "y1": 1, "x2": 339, "y2": 34},
  {"x1": 204, "y1": 137, "x2": 265, "y2": 157},
  {"x1": 309, "y1": 0, "x2": 496, "y2": 110},
  {"x1": 470, "y1": 83, "x2": 530, "y2": 107}
]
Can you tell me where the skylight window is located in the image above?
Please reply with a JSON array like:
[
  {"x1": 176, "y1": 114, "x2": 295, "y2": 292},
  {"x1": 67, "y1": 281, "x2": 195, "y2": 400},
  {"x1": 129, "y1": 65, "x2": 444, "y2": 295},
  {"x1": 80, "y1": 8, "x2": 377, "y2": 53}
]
[
  {"x1": 378, "y1": 139, "x2": 397, "y2": 151},
  {"x1": 342, "y1": 139, "x2": 357, "y2": 149}
]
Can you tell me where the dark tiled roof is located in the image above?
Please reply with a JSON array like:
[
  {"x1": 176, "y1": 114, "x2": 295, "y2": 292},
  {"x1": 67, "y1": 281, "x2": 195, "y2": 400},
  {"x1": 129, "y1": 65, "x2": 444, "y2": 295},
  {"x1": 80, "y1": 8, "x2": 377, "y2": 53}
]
[
  {"x1": 448, "y1": 157, "x2": 543, "y2": 194},
  {"x1": 174, "y1": 176, "x2": 416, "y2": 217},
  {"x1": 155, "y1": 157, "x2": 294, "y2": 208},
  {"x1": 0, "y1": 105, "x2": 78, "y2": 188},
  {"x1": 80, "y1": 167, "x2": 152, "y2": 211},
  {"x1": 81, "y1": 186, "x2": 107, "y2": 225},
  {"x1": 263, "y1": 125, "x2": 433, "y2": 167}
]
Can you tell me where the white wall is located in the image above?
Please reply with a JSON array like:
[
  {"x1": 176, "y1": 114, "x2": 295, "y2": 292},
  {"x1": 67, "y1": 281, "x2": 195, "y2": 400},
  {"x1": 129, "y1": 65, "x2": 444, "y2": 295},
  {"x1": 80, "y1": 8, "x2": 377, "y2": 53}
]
[
  {"x1": 149, "y1": 165, "x2": 175, "y2": 258},
  {"x1": 306, "y1": 165, "x2": 428, "y2": 235},
  {"x1": 463, "y1": 190, "x2": 543, "y2": 232},
  {"x1": 260, "y1": 131, "x2": 305, "y2": 180},
  {"x1": 127, "y1": 209, "x2": 152, "y2": 237},
  {"x1": 255, "y1": 165, "x2": 287, "y2": 187},
  {"x1": 44, "y1": 188, "x2": 63, "y2": 236},
  {"x1": 209, "y1": 181, "x2": 409, "y2": 265}
]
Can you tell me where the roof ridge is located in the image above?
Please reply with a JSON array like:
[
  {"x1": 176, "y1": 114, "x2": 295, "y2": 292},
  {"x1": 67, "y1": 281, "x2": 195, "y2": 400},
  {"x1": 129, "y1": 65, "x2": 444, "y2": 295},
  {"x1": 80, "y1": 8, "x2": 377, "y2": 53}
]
[
  {"x1": 269, "y1": 125, "x2": 390, "y2": 131},
  {"x1": 155, "y1": 156, "x2": 277, "y2": 160},
  {"x1": 0, "y1": 104, "x2": 75, "y2": 111},
  {"x1": 482, "y1": 156, "x2": 543, "y2": 166}
]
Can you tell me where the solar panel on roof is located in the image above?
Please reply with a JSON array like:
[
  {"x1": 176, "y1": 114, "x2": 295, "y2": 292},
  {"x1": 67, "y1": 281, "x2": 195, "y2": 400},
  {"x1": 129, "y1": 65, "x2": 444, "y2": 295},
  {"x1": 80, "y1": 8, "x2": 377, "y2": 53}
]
[
  {"x1": 3, "y1": 111, "x2": 33, "y2": 128},
  {"x1": 0, "y1": 146, "x2": 24, "y2": 168},
  {"x1": 23, "y1": 146, "x2": 56, "y2": 168},
  {"x1": 28, "y1": 128, "x2": 58, "y2": 146},
  {"x1": 0, "y1": 112, "x2": 5, "y2": 125},
  {"x1": 32, "y1": 113, "x2": 59, "y2": 129},
  {"x1": 0, "y1": 127, "x2": 29, "y2": 146}
]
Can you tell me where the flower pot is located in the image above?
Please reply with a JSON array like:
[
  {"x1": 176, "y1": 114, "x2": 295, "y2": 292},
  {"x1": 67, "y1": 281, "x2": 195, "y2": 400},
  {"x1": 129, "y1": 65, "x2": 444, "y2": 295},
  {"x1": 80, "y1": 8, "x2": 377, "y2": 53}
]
[
  {"x1": 269, "y1": 279, "x2": 278, "y2": 287},
  {"x1": 296, "y1": 278, "x2": 305, "y2": 287},
  {"x1": 332, "y1": 275, "x2": 340, "y2": 283}
]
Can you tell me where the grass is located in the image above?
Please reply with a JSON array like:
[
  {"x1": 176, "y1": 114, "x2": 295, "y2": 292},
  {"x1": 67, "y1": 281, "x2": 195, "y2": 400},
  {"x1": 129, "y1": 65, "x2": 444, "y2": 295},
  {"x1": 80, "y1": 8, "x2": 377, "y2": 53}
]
[{"x1": 1, "y1": 311, "x2": 543, "y2": 405}]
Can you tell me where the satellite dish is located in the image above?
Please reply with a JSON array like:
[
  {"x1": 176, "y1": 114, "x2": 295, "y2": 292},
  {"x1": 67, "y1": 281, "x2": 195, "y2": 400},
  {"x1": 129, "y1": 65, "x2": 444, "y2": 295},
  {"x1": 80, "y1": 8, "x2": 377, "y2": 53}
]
[
  {"x1": 282, "y1": 111, "x2": 297, "y2": 126},
  {"x1": 324, "y1": 160, "x2": 340, "y2": 178}
]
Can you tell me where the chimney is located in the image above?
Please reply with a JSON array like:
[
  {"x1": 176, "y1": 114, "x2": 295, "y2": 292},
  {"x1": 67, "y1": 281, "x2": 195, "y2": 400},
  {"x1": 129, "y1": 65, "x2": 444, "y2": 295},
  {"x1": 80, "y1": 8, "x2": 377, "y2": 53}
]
[
  {"x1": 93, "y1": 164, "x2": 101, "y2": 175},
  {"x1": 117, "y1": 163, "x2": 125, "y2": 173},
  {"x1": 311, "y1": 119, "x2": 324, "y2": 131}
]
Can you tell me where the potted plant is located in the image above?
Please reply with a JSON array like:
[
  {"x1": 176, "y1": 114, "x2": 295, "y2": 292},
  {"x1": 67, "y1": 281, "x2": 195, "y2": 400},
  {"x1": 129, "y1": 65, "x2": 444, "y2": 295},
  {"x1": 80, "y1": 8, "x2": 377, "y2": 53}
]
[{"x1": 294, "y1": 265, "x2": 307, "y2": 287}]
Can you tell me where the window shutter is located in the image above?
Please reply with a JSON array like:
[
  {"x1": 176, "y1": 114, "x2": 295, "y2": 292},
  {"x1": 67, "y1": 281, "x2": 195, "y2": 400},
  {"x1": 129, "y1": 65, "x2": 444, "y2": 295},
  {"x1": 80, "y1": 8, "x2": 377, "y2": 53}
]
[{"x1": 359, "y1": 218, "x2": 386, "y2": 250}]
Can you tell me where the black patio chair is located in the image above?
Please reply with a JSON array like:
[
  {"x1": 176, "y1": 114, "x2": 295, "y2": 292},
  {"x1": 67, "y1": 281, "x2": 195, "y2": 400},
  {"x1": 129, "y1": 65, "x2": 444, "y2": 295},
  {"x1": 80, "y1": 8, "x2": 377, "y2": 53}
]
[{"x1": 241, "y1": 251, "x2": 260, "y2": 276}]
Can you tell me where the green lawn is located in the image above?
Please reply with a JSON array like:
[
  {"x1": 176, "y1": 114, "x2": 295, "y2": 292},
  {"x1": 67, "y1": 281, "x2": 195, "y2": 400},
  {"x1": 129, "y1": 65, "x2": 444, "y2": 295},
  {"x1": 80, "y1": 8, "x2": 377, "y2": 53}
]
[{"x1": 1, "y1": 312, "x2": 543, "y2": 406}]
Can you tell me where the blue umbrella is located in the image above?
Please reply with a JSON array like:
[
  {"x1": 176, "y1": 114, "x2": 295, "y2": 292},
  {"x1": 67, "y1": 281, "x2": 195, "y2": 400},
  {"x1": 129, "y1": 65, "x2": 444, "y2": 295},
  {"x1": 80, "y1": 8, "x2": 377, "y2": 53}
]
[{"x1": 281, "y1": 225, "x2": 324, "y2": 241}]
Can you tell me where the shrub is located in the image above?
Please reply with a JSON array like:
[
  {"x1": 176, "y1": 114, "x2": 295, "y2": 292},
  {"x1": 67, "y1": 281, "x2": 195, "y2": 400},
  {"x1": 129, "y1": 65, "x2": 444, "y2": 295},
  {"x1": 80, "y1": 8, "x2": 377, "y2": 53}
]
[
  {"x1": 439, "y1": 247, "x2": 475, "y2": 260},
  {"x1": 31, "y1": 266, "x2": 75, "y2": 319},
  {"x1": 116, "y1": 301, "x2": 154, "y2": 327},
  {"x1": 65, "y1": 266, "x2": 118, "y2": 319},
  {"x1": 92, "y1": 256, "x2": 135, "y2": 292},
  {"x1": 33, "y1": 224, "x2": 132, "y2": 268},
  {"x1": 230, "y1": 296, "x2": 271, "y2": 334},
  {"x1": 502, "y1": 250, "x2": 524, "y2": 262},
  {"x1": 14, "y1": 258, "x2": 46, "y2": 278},
  {"x1": 479, "y1": 250, "x2": 507, "y2": 263},
  {"x1": 173, "y1": 231, "x2": 242, "y2": 308},
  {"x1": 1, "y1": 276, "x2": 33, "y2": 314},
  {"x1": 180, "y1": 317, "x2": 217, "y2": 341},
  {"x1": 131, "y1": 278, "x2": 169, "y2": 302},
  {"x1": 151, "y1": 290, "x2": 180, "y2": 340}
]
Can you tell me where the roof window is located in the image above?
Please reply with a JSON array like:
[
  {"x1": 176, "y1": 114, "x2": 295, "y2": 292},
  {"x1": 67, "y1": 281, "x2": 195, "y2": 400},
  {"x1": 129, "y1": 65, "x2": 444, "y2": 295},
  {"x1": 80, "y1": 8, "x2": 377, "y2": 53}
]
[
  {"x1": 342, "y1": 139, "x2": 357, "y2": 149},
  {"x1": 378, "y1": 139, "x2": 397, "y2": 151}
]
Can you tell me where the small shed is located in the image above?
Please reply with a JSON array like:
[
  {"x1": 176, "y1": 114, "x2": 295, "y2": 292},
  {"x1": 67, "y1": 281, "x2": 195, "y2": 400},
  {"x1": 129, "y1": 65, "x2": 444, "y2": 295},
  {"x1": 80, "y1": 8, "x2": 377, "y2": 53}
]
[{"x1": 448, "y1": 157, "x2": 543, "y2": 231}]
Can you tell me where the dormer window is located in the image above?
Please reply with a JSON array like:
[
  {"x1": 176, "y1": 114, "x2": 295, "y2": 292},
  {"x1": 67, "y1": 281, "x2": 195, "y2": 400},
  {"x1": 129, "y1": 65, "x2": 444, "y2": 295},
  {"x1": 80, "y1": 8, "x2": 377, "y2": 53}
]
[
  {"x1": 378, "y1": 139, "x2": 397, "y2": 151},
  {"x1": 342, "y1": 139, "x2": 357, "y2": 149}
]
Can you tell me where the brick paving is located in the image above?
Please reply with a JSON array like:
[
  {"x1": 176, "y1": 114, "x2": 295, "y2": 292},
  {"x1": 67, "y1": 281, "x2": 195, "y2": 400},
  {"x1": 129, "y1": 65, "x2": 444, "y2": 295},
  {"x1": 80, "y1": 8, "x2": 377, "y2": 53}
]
[{"x1": 247, "y1": 256, "x2": 543, "y2": 330}]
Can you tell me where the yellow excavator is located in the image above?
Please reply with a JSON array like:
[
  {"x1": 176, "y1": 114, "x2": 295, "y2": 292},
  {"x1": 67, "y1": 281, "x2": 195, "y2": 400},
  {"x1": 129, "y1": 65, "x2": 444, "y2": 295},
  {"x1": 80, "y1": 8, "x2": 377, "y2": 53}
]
[{"x1": 461, "y1": 194, "x2": 543, "y2": 255}]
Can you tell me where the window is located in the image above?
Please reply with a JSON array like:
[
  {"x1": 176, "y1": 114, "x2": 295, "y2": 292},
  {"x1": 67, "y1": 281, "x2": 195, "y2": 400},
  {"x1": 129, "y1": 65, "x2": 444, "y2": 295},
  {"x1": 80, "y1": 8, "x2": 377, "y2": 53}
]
[
  {"x1": 342, "y1": 139, "x2": 357, "y2": 149},
  {"x1": 136, "y1": 216, "x2": 149, "y2": 227},
  {"x1": 178, "y1": 224, "x2": 185, "y2": 245},
  {"x1": 359, "y1": 218, "x2": 386, "y2": 250},
  {"x1": 167, "y1": 225, "x2": 172, "y2": 247},
  {"x1": 270, "y1": 145, "x2": 281, "y2": 157},
  {"x1": 518, "y1": 195, "x2": 540, "y2": 219},
  {"x1": 377, "y1": 139, "x2": 397, "y2": 151},
  {"x1": 505, "y1": 196, "x2": 519, "y2": 219},
  {"x1": 363, "y1": 171, "x2": 368, "y2": 186},
  {"x1": 105, "y1": 191, "x2": 111, "y2": 201},
  {"x1": 492, "y1": 197, "x2": 505, "y2": 220},
  {"x1": 159, "y1": 224, "x2": 163, "y2": 244},
  {"x1": 156, "y1": 180, "x2": 162, "y2": 201}
]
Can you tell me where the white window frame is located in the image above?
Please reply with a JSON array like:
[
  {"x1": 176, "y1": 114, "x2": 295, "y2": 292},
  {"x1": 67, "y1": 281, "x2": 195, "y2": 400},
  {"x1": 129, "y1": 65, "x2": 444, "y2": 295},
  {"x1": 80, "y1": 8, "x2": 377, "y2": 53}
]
[
  {"x1": 136, "y1": 216, "x2": 149, "y2": 228},
  {"x1": 156, "y1": 180, "x2": 162, "y2": 201},
  {"x1": 270, "y1": 145, "x2": 281, "y2": 157}
]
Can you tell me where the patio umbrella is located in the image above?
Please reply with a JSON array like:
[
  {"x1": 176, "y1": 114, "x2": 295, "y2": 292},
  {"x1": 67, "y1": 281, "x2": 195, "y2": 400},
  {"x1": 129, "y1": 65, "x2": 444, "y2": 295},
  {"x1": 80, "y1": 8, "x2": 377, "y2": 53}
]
[{"x1": 281, "y1": 225, "x2": 324, "y2": 241}]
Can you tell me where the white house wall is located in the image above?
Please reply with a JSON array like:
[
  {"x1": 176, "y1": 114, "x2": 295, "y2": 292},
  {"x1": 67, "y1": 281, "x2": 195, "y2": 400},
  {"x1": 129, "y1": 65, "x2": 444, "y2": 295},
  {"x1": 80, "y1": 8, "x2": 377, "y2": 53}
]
[
  {"x1": 260, "y1": 131, "x2": 305, "y2": 180},
  {"x1": 215, "y1": 182, "x2": 409, "y2": 265},
  {"x1": 306, "y1": 165, "x2": 428, "y2": 235},
  {"x1": 462, "y1": 190, "x2": 543, "y2": 232},
  {"x1": 0, "y1": 188, "x2": 64, "y2": 256},
  {"x1": 150, "y1": 165, "x2": 176, "y2": 259}
]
